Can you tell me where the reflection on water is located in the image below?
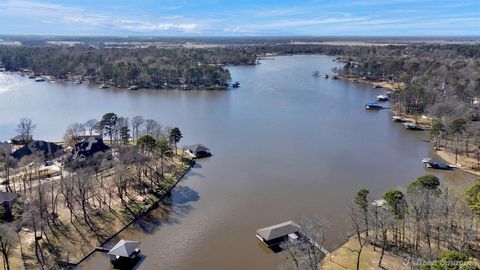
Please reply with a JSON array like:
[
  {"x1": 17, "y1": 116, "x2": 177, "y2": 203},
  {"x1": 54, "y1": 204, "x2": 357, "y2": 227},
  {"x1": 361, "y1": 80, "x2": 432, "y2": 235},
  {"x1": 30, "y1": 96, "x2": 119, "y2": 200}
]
[{"x1": 0, "y1": 55, "x2": 476, "y2": 270}]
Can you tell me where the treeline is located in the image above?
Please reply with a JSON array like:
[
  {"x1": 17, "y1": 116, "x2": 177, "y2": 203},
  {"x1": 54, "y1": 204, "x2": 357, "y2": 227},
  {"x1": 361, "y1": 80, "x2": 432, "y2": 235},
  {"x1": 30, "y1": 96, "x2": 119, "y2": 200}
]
[
  {"x1": 337, "y1": 44, "x2": 480, "y2": 119},
  {"x1": 0, "y1": 46, "x2": 258, "y2": 89},
  {"x1": 350, "y1": 176, "x2": 480, "y2": 269}
]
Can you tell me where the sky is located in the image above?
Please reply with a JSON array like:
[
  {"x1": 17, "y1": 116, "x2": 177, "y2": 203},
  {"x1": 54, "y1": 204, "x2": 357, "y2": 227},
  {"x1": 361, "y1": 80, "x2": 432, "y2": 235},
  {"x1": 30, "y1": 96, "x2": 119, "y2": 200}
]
[{"x1": 0, "y1": 0, "x2": 478, "y2": 36}]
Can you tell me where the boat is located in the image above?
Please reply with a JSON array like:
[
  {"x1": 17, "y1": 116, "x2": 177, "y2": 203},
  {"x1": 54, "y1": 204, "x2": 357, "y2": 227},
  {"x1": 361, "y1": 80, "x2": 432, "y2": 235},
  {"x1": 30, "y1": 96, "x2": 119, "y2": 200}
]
[
  {"x1": 232, "y1": 81, "x2": 240, "y2": 88},
  {"x1": 74, "y1": 80, "x2": 82, "y2": 84},
  {"x1": 403, "y1": 122, "x2": 422, "y2": 130},
  {"x1": 99, "y1": 83, "x2": 109, "y2": 89},
  {"x1": 365, "y1": 101, "x2": 383, "y2": 110},
  {"x1": 324, "y1": 74, "x2": 329, "y2": 79},
  {"x1": 373, "y1": 85, "x2": 382, "y2": 89},
  {"x1": 28, "y1": 74, "x2": 35, "y2": 79},
  {"x1": 34, "y1": 77, "x2": 45, "y2": 82},
  {"x1": 312, "y1": 71, "x2": 320, "y2": 77},
  {"x1": 332, "y1": 75, "x2": 339, "y2": 80},
  {"x1": 128, "y1": 85, "x2": 139, "y2": 90},
  {"x1": 352, "y1": 79, "x2": 358, "y2": 82},
  {"x1": 392, "y1": 115, "x2": 405, "y2": 122},
  {"x1": 384, "y1": 90, "x2": 392, "y2": 97},
  {"x1": 376, "y1": 95, "x2": 389, "y2": 102}
]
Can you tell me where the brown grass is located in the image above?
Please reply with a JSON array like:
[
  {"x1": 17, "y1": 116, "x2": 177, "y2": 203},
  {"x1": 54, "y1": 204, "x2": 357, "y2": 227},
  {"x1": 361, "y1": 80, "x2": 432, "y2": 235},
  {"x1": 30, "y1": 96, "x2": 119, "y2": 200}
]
[{"x1": 321, "y1": 237, "x2": 408, "y2": 270}]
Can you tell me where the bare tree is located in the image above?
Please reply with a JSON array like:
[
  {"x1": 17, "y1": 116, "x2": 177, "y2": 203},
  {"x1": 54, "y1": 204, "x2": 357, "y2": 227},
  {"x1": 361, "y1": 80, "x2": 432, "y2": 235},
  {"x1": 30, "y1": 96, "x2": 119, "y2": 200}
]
[
  {"x1": 282, "y1": 215, "x2": 328, "y2": 270},
  {"x1": 0, "y1": 224, "x2": 18, "y2": 270},
  {"x1": 15, "y1": 118, "x2": 36, "y2": 143},
  {"x1": 144, "y1": 119, "x2": 162, "y2": 139},
  {"x1": 348, "y1": 205, "x2": 367, "y2": 270},
  {"x1": 84, "y1": 119, "x2": 99, "y2": 135},
  {"x1": 63, "y1": 122, "x2": 86, "y2": 147},
  {"x1": 131, "y1": 115, "x2": 144, "y2": 142}
]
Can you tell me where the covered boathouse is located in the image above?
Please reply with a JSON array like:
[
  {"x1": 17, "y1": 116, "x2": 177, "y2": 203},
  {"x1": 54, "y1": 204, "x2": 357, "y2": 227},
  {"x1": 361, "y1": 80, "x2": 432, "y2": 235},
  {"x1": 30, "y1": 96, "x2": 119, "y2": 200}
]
[
  {"x1": 108, "y1": 239, "x2": 141, "y2": 266},
  {"x1": 256, "y1": 220, "x2": 301, "y2": 247}
]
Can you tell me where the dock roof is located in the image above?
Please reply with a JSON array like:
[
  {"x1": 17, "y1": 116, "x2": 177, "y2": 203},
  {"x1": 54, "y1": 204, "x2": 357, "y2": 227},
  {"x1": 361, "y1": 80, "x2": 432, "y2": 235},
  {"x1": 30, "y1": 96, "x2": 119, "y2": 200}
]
[
  {"x1": 108, "y1": 240, "x2": 140, "y2": 258},
  {"x1": 186, "y1": 144, "x2": 210, "y2": 153},
  {"x1": 257, "y1": 220, "x2": 301, "y2": 241}
]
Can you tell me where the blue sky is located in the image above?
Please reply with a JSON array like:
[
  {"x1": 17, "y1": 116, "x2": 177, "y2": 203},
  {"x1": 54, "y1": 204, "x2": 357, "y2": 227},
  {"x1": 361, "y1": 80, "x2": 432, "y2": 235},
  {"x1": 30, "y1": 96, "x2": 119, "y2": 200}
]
[{"x1": 0, "y1": 0, "x2": 478, "y2": 36}]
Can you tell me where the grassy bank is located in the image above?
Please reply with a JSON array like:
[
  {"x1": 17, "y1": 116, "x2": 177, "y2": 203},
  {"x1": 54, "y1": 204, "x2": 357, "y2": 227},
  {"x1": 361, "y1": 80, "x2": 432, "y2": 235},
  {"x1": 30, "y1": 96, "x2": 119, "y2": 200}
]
[{"x1": 321, "y1": 236, "x2": 407, "y2": 270}]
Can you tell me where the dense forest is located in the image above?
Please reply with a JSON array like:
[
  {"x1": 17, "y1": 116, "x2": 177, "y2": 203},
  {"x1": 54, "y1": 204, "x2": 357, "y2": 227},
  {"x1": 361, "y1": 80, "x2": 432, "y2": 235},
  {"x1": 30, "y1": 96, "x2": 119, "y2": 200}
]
[
  {"x1": 337, "y1": 44, "x2": 480, "y2": 119},
  {"x1": 0, "y1": 46, "x2": 256, "y2": 89}
]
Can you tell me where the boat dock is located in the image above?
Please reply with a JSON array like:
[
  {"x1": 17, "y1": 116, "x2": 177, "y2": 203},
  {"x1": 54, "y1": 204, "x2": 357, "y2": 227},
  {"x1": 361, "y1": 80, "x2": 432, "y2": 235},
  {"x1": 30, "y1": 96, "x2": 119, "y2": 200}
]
[
  {"x1": 304, "y1": 234, "x2": 331, "y2": 257},
  {"x1": 256, "y1": 221, "x2": 331, "y2": 257}
]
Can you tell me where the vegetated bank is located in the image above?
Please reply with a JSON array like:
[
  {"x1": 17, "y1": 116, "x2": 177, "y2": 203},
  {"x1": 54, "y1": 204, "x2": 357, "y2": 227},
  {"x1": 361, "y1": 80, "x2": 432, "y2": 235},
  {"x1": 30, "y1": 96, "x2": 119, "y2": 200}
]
[
  {"x1": 0, "y1": 46, "x2": 257, "y2": 90},
  {"x1": 0, "y1": 114, "x2": 195, "y2": 269}
]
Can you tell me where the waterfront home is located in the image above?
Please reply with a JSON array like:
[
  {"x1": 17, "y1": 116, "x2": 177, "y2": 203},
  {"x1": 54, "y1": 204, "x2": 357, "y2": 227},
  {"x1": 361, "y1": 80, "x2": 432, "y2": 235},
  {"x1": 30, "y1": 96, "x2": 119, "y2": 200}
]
[
  {"x1": 185, "y1": 144, "x2": 211, "y2": 159},
  {"x1": 9, "y1": 135, "x2": 32, "y2": 145},
  {"x1": 256, "y1": 220, "x2": 301, "y2": 248},
  {"x1": 12, "y1": 140, "x2": 63, "y2": 160},
  {"x1": 365, "y1": 101, "x2": 383, "y2": 110},
  {"x1": 108, "y1": 239, "x2": 141, "y2": 264},
  {"x1": 0, "y1": 192, "x2": 18, "y2": 216},
  {"x1": 73, "y1": 136, "x2": 109, "y2": 159}
]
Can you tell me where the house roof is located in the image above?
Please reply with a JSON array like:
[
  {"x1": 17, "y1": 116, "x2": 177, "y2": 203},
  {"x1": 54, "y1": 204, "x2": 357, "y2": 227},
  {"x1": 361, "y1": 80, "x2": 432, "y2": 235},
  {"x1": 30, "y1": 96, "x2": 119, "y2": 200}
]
[
  {"x1": 256, "y1": 221, "x2": 301, "y2": 241},
  {"x1": 186, "y1": 144, "x2": 210, "y2": 153},
  {"x1": 74, "y1": 136, "x2": 109, "y2": 158},
  {"x1": 108, "y1": 239, "x2": 140, "y2": 258},
  {"x1": 12, "y1": 140, "x2": 63, "y2": 160},
  {"x1": 0, "y1": 192, "x2": 17, "y2": 204},
  {"x1": 10, "y1": 135, "x2": 32, "y2": 141}
]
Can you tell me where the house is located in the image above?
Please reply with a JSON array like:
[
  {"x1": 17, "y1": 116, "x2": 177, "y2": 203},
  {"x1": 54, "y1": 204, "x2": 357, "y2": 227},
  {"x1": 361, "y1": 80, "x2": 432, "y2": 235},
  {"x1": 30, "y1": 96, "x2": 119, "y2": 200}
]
[
  {"x1": 108, "y1": 239, "x2": 141, "y2": 264},
  {"x1": 256, "y1": 221, "x2": 302, "y2": 247},
  {"x1": 12, "y1": 140, "x2": 63, "y2": 160},
  {"x1": 0, "y1": 142, "x2": 12, "y2": 156},
  {"x1": 0, "y1": 192, "x2": 18, "y2": 216},
  {"x1": 185, "y1": 144, "x2": 211, "y2": 159},
  {"x1": 73, "y1": 136, "x2": 109, "y2": 159},
  {"x1": 9, "y1": 135, "x2": 32, "y2": 145}
]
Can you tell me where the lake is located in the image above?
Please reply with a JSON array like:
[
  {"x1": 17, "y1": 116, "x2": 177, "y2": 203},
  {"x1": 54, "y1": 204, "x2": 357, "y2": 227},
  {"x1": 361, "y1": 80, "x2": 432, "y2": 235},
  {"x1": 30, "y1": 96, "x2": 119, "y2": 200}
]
[{"x1": 0, "y1": 55, "x2": 474, "y2": 270}]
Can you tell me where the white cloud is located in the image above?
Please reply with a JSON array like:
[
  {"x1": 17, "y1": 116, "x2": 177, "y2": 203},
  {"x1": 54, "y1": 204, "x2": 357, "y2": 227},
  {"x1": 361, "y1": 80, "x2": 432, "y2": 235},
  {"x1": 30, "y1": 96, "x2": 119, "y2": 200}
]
[{"x1": 0, "y1": 0, "x2": 199, "y2": 33}]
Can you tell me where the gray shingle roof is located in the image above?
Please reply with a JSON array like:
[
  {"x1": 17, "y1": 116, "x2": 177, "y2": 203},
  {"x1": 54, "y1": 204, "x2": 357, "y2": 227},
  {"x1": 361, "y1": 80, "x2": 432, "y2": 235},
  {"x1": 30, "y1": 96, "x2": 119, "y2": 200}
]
[
  {"x1": 186, "y1": 144, "x2": 209, "y2": 153},
  {"x1": 108, "y1": 240, "x2": 140, "y2": 258},
  {"x1": 256, "y1": 221, "x2": 301, "y2": 241},
  {"x1": 12, "y1": 140, "x2": 63, "y2": 160},
  {"x1": 0, "y1": 192, "x2": 17, "y2": 204}
]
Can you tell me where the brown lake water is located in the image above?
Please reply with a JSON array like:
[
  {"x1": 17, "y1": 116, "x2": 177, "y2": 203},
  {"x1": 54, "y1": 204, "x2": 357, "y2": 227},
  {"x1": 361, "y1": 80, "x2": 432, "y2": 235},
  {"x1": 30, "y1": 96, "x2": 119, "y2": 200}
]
[{"x1": 0, "y1": 55, "x2": 475, "y2": 270}]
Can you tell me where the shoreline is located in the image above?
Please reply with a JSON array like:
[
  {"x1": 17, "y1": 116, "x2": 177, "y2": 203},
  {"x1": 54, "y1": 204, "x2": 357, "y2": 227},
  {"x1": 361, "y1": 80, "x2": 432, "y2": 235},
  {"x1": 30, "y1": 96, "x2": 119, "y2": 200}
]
[
  {"x1": 339, "y1": 74, "x2": 405, "y2": 91},
  {"x1": 0, "y1": 70, "x2": 231, "y2": 91},
  {"x1": 68, "y1": 160, "x2": 195, "y2": 267}
]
